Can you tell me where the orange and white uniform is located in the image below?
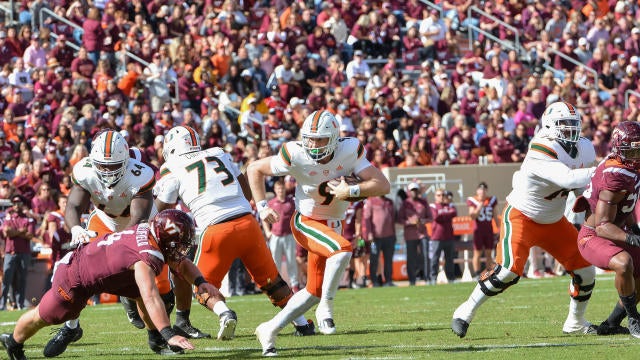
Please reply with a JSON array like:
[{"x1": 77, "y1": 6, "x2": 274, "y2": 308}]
[
  {"x1": 71, "y1": 156, "x2": 156, "y2": 237},
  {"x1": 497, "y1": 136, "x2": 596, "y2": 275},
  {"x1": 154, "y1": 147, "x2": 279, "y2": 290},
  {"x1": 269, "y1": 137, "x2": 372, "y2": 295}
]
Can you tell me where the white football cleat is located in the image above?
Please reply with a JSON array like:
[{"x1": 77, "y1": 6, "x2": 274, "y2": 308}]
[
  {"x1": 317, "y1": 318, "x2": 337, "y2": 335},
  {"x1": 255, "y1": 322, "x2": 278, "y2": 357}
]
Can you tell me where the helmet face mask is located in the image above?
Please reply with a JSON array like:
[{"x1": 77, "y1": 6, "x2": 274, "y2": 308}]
[
  {"x1": 150, "y1": 209, "x2": 196, "y2": 263},
  {"x1": 163, "y1": 125, "x2": 201, "y2": 162},
  {"x1": 540, "y1": 102, "x2": 582, "y2": 145},
  {"x1": 611, "y1": 121, "x2": 640, "y2": 168},
  {"x1": 301, "y1": 110, "x2": 339, "y2": 162},
  {"x1": 90, "y1": 130, "x2": 129, "y2": 187}
]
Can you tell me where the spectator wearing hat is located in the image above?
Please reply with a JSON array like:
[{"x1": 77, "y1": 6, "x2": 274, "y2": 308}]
[
  {"x1": 626, "y1": 27, "x2": 640, "y2": 56},
  {"x1": 574, "y1": 37, "x2": 592, "y2": 64},
  {"x1": 239, "y1": 97, "x2": 263, "y2": 141},
  {"x1": 22, "y1": 32, "x2": 46, "y2": 70},
  {"x1": 419, "y1": 9, "x2": 446, "y2": 61},
  {"x1": 554, "y1": 39, "x2": 580, "y2": 72},
  {"x1": 428, "y1": 189, "x2": 457, "y2": 283},
  {"x1": 398, "y1": 182, "x2": 432, "y2": 286},
  {"x1": 345, "y1": 50, "x2": 370, "y2": 89},
  {"x1": 0, "y1": 193, "x2": 36, "y2": 310}
]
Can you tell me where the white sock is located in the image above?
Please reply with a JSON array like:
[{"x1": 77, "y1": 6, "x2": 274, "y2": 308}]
[
  {"x1": 269, "y1": 289, "x2": 319, "y2": 330},
  {"x1": 65, "y1": 319, "x2": 79, "y2": 329},
  {"x1": 566, "y1": 298, "x2": 588, "y2": 324},
  {"x1": 212, "y1": 301, "x2": 230, "y2": 316},
  {"x1": 316, "y1": 252, "x2": 351, "y2": 320},
  {"x1": 453, "y1": 284, "x2": 489, "y2": 323}
]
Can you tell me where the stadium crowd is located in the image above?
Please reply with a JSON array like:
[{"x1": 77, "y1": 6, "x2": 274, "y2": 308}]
[{"x1": 0, "y1": 0, "x2": 634, "y2": 305}]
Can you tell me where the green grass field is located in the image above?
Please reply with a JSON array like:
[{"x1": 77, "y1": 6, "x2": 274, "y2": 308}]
[{"x1": 0, "y1": 274, "x2": 638, "y2": 359}]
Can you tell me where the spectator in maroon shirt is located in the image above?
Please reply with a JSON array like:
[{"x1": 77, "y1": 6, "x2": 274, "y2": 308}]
[
  {"x1": 47, "y1": 34, "x2": 75, "y2": 68},
  {"x1": 0, "y1": 194, "x2": 36, "y2": 310},
  {"x1": 526, "y1": 89, "x2": 546, "y2": 120},
  {"x1": 460, "y1": 87, "x2": 479, "y2": 127},
  {"x1": 0, "y1": 31, "x2": 16, "y2": 67},
  {"x1": 429, "y1": 189, "x2": 457, "y2": 283},
  {"x1": 82, "y1": 7, "x2": 105, "y2": 65},
  {"x1": 405, "y1": 0, "x2": 427, "y2": 25},
  {"x1": 31, "y1": 182, "x2": 56, "y2": 222},
  {"x1": 363, "y1": 195, "x2": 397, "y2": 287},
  {"x1": 554, "y1": 39, "x2": 580, "y2": 72},
  {"x1": 70, "y1": 47, "x2": 96, "y2": 82},
  {"x1": 398, "y1": 182, "x2": 432, "y2": 285},
  {"x1": 490, "y1": 124, "x2": 515, "y2": 163},
  {"x1": 380, "y1": 13, "x2": 402, "y2": 57}
]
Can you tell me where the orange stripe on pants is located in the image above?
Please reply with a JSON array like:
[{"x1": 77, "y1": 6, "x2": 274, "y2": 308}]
[
  {"x1": 495, "y1": 204, "x2": 591, "y2": 276},
  {"x1": 195, "y1": 214, "x2": 280, "y2": 289},
  {"x1": 290, "y1": 212, "x2": 352, "y2": 297},
  {"x1": 87, "y1": 214, "x2": 172, "y2": 294}
]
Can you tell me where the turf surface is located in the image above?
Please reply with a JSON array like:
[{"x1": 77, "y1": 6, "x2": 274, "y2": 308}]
[{"x1": 0, "y1": 274, "x2": 638, "y2": 359}]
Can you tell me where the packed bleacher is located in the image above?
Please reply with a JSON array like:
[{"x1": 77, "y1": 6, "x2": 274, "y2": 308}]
[{"x1": 0, "y1": 0, "x2": 633, "y2": 304}]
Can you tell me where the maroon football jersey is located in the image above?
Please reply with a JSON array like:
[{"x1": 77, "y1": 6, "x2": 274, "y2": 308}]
[
  {"x1": 67, "y1": 223, "x2": 165, "y2": 298},
  {"x1": 467, "y1": 195, "x2": 498, "y2": 235},
  {"x1": 584, "y1": 158, "x2": 640, "y2": 227},
  {"x1": 343, "y1": 201, "x2": 364, "y2": 241}
]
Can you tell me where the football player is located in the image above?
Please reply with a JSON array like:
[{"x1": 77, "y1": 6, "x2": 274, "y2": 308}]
[
  {"x1": 576, "y1": 121, "x2": 640, "y2": 337},
  {"x1": 154, "y1": 125, "x2": 314, "y2": 342},
  {"x1": 452, "y1": 101, "x2": 598, "y2": 338},
  {"x1": 0, "y1": 210, "x2": 226, "y2": 359},
  {"x1": 248, "y1": 110, "x2": 390, "y2": 356},
  {"x1": 43, "y1": 130, "x2": 193, "y2": 358},
  {"x1": 466, "y1": 182, "x2": 498, "y2": 279}
]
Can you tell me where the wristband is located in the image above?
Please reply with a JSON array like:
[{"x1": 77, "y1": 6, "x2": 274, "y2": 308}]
[
  {"x1": 626, "y1": 233, "x2": 640, "y2": 247},
  {"x1": 349, "y1": 185, "x2": 361, "y2": 197},
  {"x1": 160, "y1": 326, "x2": 177, "y2": 341},
  {"x1": 256, "y1": 200, "x2": 268, "y2": 212},
  {"x1": 193, "y1": 276, "x2": 207, "y2": 287}
]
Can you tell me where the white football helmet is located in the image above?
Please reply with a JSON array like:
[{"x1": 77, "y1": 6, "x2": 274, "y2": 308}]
[
  {"x1": 539, "y1": 101, "x2": 581, "y2": 144},
  {"x1": 90, "y1": 130, "x2": 129, "y2": 187},
  {"x1": 162, "y1": 125, "x2": 201, "y2": 162},
  {"x1": 300, "y1": 110, "x2": 340, "y2": 161}
]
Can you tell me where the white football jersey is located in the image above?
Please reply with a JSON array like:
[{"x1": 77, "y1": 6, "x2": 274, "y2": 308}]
[
  {"x1": 506, "y1": 136, "x2": 595, "y2": 224},
  {"x1": 270, "y1": 137, "x2": 372, "y2": 220},
  {"x1": 155, "y1": 147, "x2": 251, "y2": 227},
  {"x1": 71, "y1": 157, "x2": 156, "y2": 219}
]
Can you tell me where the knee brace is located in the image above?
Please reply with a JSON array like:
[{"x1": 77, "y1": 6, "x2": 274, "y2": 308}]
[
  {"x1": 569, "y1": 266, "x2": 595, "y2": 302},
  {"x1": 478, "y1": 264, "x2": 520, "y2": 296},
  {"x1": 161, "y1": 289, "x2": 175, "y2": 316},
  {"x1": 260, "y1": 275, "x2": 293, "y2": 308}
]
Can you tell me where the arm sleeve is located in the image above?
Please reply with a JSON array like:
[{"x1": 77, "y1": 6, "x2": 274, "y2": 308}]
[
  {"x1": 527, "y1": 156, "x2": 594, "y2": 189},
  {"x1": 270, "y1": 143, "x2": 293, "y2": 176},
  {"x1": 154, "y1": 172, "x2": 180, "y2": 205}
]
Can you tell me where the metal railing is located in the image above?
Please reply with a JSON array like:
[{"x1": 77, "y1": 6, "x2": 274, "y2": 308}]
[
  {"x1": 0, "y1": 2, "x2": 12, "y2": 24},
  {"x1": 625, "y1": 89, "x2": 640, "y2": 110},
  {"x1": 39, "y1": 7, "x2": 180, "y2": 103},
  {"x1": 467, "y1": 6, "x2": 521, "y2": 55},
  {"x1": 541, "y1": 52, "x2": 598, "y2": 92}
]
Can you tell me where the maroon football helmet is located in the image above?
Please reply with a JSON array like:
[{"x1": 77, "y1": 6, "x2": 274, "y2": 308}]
[
  {"x1": 611, "y1": 121, "x2": 640, "y2": 169},
  {"x1": 150, "y1": 209, "x2": 195, "y2": 262}
]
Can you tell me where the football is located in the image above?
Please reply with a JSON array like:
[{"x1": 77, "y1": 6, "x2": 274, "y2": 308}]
[{"x1": 328, "y1": 175, "x2": 367, "y2": 202}]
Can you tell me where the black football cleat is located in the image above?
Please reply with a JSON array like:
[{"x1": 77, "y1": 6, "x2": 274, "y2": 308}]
[{"x1": 43, "y1": 325, "x2": 83, "y2": 357}]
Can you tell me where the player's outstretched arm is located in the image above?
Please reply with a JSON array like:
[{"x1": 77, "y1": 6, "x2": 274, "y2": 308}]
[
  {"x1": 247, "y1": 157, "x2": 281, "y2": 223},
  {"x1": 528, "y1": 157, "x2": 595, "y2": 189},
  {"x1": 170, "y1": 259, "x2": 225, "y2": 310},
  {"x1": 134, "y1": 261, "x2": 194, "y2": 351},
  {"x1": 65, "y1": 185, "x2": 92, "y2": 229},
  {"x1": 128, "y1": 190, "x2": 154, "y2": 228}
]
